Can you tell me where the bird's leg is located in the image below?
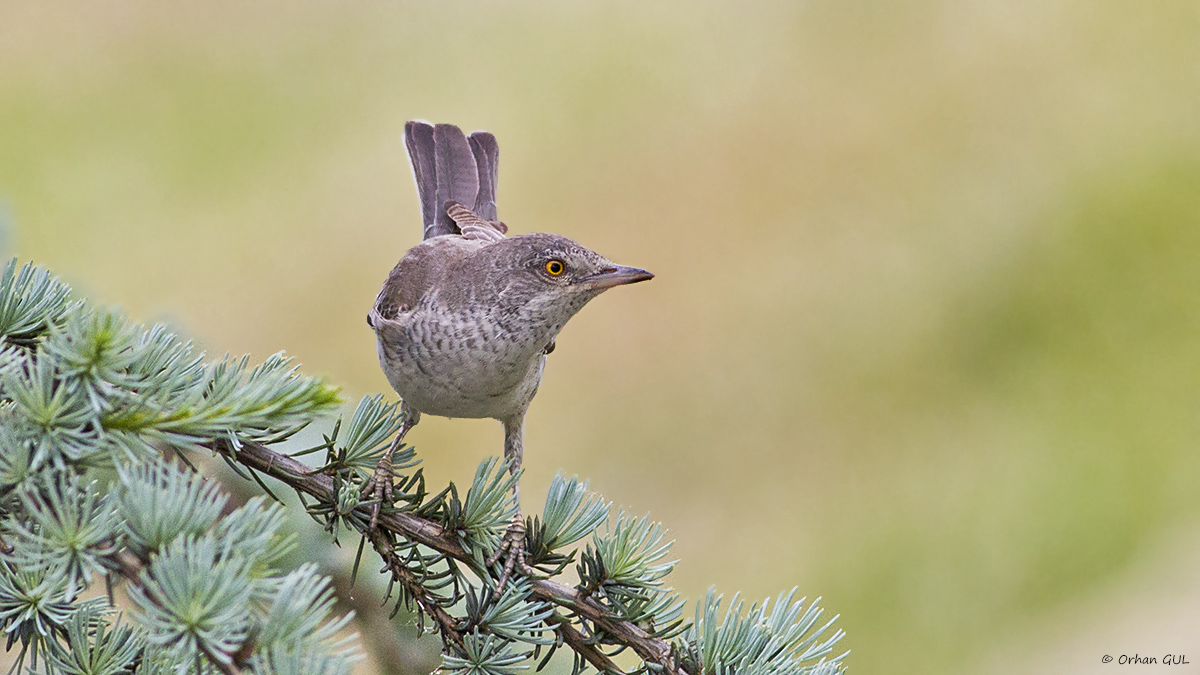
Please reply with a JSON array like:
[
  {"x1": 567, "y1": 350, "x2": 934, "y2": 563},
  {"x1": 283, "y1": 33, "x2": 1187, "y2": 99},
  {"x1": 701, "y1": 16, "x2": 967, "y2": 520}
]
[
  {"x1": 487, "y1": 415, "x2": 533, "y2": 595},
  {"x1": 362, "y1": 404, "x2": 420, "y2": 530}
]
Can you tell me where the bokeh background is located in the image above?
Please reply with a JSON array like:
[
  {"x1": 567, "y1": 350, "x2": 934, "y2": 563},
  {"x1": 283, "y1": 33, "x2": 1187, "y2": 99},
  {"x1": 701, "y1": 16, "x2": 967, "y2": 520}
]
[{"x1": 4, "y1": 2, "x2": 1200, "y2": 673}]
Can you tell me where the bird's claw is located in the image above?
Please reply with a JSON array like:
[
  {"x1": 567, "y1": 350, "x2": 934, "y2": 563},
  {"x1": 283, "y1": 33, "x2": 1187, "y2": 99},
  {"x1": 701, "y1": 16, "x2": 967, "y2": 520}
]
[
  {"x1": 361, "y1": 454, "x2": 395, "y2": 530},
  {"x1": 487, "y1": 514, "x2": 533, "y2": 597}
]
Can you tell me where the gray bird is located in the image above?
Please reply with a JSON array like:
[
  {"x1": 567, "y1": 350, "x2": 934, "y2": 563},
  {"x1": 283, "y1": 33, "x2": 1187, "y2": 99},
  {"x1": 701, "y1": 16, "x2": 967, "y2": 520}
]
[{"x1": 365, "y1": 120, "x2": 652, "y2": 580}]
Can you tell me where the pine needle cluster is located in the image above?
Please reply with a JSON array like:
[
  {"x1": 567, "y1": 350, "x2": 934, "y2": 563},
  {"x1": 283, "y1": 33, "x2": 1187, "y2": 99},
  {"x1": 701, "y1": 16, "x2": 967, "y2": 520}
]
[{"x1": 0, "y1": 259, "x2": 848, "y2": 675}]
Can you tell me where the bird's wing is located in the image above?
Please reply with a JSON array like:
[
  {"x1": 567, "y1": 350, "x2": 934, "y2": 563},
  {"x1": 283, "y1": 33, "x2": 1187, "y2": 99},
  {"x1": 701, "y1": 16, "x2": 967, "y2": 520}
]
[
  {"x1": 404, "y1": 121, "x2": 501, "y2": 240},
  {"x1": 377, "y1": 121, "x2": 505, "y2": 329},
  {"x1": 371, "y1": 236, "x2": 487, "y2": 322},
  {"x1": 445, "y1": 201, "x2": 507, "y2": 243}
]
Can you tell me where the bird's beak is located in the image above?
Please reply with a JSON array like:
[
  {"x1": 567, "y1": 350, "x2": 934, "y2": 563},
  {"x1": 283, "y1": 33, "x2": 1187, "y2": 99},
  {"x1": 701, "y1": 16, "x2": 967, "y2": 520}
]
[{"x1": 577, "y1": 265, "x2": 655, "y2": 290}]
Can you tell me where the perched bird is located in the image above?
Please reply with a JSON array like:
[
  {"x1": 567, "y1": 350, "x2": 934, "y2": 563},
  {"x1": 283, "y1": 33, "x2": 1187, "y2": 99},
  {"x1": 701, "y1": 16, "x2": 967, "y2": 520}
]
[{"x1": 366, "y1": 120, "x2": 652, "y2": 581}]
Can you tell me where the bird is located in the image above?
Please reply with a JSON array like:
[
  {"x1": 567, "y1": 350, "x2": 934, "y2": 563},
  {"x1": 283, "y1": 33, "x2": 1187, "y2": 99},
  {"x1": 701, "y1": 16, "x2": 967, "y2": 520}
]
[{"x1": 365, "y1": 120, "x2": 653, "y2": 584}]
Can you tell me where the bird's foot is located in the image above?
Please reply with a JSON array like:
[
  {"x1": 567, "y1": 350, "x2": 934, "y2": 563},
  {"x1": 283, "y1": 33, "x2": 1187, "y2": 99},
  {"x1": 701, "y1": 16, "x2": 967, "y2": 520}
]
[
  {"x1": 487, "y1": 514, "x2": 533, "y2": 597},
  {"x1": 358, "y1": 412, "x2": 417, "y2": 530},
  {"x1": 360, "y1": 453, "x2": 396, "y2": 531}
]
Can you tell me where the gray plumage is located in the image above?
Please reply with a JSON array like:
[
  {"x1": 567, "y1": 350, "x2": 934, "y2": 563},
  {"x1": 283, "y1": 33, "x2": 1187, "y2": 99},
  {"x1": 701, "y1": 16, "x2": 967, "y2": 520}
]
[
  {"x1": 370, "y1": 228, "x2": 630, "y2": 423},
  {"x1": 403, "y1": 121, "x2": 438, "y2": 235},
  {"x1": 432, "y1": 124, "x2": 478, "y2": 238},
  {"x1": 366, "y1": 121, "x2": 652, "y2": 564},
  {"x1": 468, "y1": 131, "x2": 499, "y2": 221},
  {"x1": 374, "y1": 120, "x2": 650, "y2": 430}
]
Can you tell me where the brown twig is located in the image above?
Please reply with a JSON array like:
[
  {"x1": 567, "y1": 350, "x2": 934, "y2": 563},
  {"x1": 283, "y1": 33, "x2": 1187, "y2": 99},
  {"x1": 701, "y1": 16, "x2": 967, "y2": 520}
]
[
  {"x1": 214, "y1": 466, "x2": 438, "y2": 675},
  {"x1": 363, "y1": 525, "x2": 465, "y2": 649},
  {"x1": 223, "y1": 439, "x2": 688, "y2": 675},
  {"x1": 548, "y1": 612, "x2": 622, "y2": 675}
]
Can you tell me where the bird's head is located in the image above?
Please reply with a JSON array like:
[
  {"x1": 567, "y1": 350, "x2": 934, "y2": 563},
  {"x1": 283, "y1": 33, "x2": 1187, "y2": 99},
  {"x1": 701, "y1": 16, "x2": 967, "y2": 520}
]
[
  {"x1": 478, "y1": 233, "x2": 653, "y2": 332},
  {"x1": 508, "y1": 232, "x2": 653, "y2": 292}
]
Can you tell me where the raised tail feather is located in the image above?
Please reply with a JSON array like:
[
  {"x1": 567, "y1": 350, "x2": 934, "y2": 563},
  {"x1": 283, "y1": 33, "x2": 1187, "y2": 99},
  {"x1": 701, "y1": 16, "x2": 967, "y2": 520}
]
[
  {"x1": 468, "y1": 131, "x2": 499, "y2": 221},
  {"x1": 404, "y1": 120, "x2": 500, "y2": 239}
]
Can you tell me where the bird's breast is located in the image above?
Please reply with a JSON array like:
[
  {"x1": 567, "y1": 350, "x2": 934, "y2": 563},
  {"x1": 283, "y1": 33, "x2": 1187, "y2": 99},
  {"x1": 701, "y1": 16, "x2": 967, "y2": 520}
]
[{"x1": 374, "y1": 306, "x2": 549, "y2": 420}]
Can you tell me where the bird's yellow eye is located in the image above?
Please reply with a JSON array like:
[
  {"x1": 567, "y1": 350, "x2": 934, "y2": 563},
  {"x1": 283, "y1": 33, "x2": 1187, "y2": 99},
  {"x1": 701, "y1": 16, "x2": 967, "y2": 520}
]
[{"x1": 546, "y1": 260, "x2": 565, "y2": 276}]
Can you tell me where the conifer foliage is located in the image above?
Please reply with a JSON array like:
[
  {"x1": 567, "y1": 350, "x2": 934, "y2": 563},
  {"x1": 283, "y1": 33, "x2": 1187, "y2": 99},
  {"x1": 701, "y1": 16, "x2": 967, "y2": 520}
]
[{"x1": 0, "y1": 259, "x2": 847, "y2": 675}]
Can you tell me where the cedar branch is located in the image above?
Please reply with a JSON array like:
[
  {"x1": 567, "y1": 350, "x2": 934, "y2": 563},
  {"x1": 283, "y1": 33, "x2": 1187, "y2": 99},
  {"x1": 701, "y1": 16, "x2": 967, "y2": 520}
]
[{"x1": 224, "y1": 439, "x2": 687, "y2": 675}]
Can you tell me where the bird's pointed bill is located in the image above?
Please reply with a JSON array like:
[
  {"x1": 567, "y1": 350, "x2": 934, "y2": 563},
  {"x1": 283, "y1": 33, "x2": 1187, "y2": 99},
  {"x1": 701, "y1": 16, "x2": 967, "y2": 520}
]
[{"x1": 577, "y1": 265, "x2": 655, "y2": 289}]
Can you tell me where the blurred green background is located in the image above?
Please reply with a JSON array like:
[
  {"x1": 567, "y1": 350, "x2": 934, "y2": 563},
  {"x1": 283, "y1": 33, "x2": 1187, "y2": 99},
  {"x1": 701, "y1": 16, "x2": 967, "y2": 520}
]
[{"x1": 4, "y1": 1, "x2": 1200, "y2": 673}]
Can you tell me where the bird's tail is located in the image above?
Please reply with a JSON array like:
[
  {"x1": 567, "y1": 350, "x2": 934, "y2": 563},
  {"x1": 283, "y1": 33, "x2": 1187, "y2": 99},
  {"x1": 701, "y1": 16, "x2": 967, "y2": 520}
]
[{"x1": 404, "y1": 120, "x2": 499, "y2": 239}]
